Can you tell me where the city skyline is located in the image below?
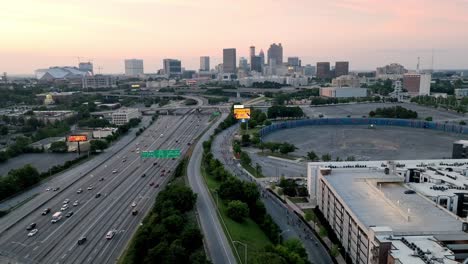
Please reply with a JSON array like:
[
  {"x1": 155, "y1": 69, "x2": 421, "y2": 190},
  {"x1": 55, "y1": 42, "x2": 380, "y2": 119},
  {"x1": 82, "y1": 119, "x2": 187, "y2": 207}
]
[{"x1": 2, "y1": 0, "x2": 468, "y2": 74}]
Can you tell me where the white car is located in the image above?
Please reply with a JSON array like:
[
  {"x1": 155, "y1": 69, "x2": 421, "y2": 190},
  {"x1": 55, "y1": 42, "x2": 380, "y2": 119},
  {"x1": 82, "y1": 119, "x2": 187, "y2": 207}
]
[
  {"x1": 87, "y1": 186, "x2": 93, "y2": 190},
  {"x1": 106, "y1": 230, "x2": 115, "y2": 240},
  {"x1": 131, "y1": 202, "x2": 136, "y2": 207},
  {"x1": 73, "y1": 200, "x2": 79, "y2": 206},
  {"x1": 28, "y1": 229, "x2": 38, "y2": 237},
  {"x1": 112, "y1": 170, "x2": 118, "y2": 174},
  {"x1": 46, "y1": 187, "x2": 51, "y2": 191},
  {"x1": 63, "y1": 199, "x2": 69, "y2": 204},
  {"x1": 77, "y1": 188, "x2": 83, "y2": 194},
  {"x1": 60, "y1": 205, "x2": 69, "y2": 211}
]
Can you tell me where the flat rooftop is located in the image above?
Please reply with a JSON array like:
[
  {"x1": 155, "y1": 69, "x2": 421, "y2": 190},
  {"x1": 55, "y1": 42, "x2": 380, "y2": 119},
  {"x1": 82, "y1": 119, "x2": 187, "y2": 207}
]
[
  {"x1": 378, "y1": 235, "x2": 458, "y2": 264},
  {"x1": 324, "y1": 167, "x2": 463, "y2": 234}
]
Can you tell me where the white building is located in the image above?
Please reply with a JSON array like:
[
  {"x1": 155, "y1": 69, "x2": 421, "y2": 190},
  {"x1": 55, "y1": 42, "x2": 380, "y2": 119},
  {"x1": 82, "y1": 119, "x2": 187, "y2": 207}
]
[
  {"x1": 455, "y1": 88, "x2": 468, "y2": 98},
  {"x1": 376, "y1": 63, "x2": 407, "y2": 80},
  {"x1": 124, "y1": 59, "x2": 144, "y2": 76},
  {"x1": 307, "y1": 160, "x2": 468, "y2": 264},
  {"x1": 238, "y1": 76, "x2": 307, "y2": 87},
  {"x1": 82, "y1": 75, "x2": 116, "y2": 89},
  {"x1": 111, "y1": 108, "x2": 141, "y2": 125},
  {"x1": 320, "y1": 87, "x2": 368, "y2": 98},
  {"x1": 403, "y1": 73, "x2": 431, "y2": 96},
  {"x1": 146, "y1": 79, "x2": 177, "y2": 88}
]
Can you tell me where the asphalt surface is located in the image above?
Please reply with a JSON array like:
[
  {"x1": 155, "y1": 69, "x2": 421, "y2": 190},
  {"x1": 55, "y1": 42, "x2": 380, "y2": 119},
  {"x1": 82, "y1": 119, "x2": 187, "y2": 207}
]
[
  {"x1": 0, "y1": 153, "x2": 80, "y2": 176},
  {"x1": 243, "y1": 147, "x2": 306, "y2": 179},
  {"x1": 263, "y1": 125, "x2": 468, "y2": 160},
  {"x1": 187, "y1": 113, "x2": 237, "y2": 264},
  {"x1": 0, "y1": 111, "x2": 211, "y2": 264},
  {"x1": 212, "y1": 124, "x2": 333, "y2": 264},
  {"x1": 0, "y1": 117, "x2": 152, "y2": 212}
]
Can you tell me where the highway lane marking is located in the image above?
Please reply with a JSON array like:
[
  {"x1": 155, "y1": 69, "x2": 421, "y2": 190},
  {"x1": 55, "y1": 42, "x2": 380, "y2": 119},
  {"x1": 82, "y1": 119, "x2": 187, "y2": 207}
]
[
  {"x1": 25, "y1": 254, "x2": 29, "y2": 258},
  {"x1": 61, "y1": 253, "x2": 66, "y2": 259},
  {"x1": 33, "y1": 246, "x2": 39, "y2": 251}
]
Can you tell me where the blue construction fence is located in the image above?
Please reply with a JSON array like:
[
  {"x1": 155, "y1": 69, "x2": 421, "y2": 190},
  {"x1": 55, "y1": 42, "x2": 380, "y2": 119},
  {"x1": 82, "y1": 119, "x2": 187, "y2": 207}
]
[{"x1": 259, "y1": 118, "x2": 468, "y2": 138}]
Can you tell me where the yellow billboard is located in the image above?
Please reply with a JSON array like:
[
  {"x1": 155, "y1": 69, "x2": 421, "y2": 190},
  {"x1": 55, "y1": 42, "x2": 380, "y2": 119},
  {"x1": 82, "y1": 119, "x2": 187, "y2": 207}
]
[{"x1": 234, "y1": 108, "x2": 251, "y2": 119}]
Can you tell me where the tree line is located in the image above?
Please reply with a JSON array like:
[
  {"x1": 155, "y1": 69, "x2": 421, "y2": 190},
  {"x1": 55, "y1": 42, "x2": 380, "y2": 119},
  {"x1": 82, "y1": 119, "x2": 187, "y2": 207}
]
[
  {"x1": 120, "y1": 184, "x2": 210, "y2": 264},
  {"x1": 369, "y1": 106, "x2": 418, "y2": 119},
  {"x1": 267, "y1": 106, "x2": 304, "y2": 119}
]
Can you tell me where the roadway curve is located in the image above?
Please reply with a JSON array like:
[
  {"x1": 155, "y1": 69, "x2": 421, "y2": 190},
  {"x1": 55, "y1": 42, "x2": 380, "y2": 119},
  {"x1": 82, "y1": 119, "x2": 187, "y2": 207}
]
[
  {"x1": 212, "y1": 124, "x2": 334, "y2": 264},
  {"x1": 187, "y1": 113, "x2": 237, "y2": 264}
]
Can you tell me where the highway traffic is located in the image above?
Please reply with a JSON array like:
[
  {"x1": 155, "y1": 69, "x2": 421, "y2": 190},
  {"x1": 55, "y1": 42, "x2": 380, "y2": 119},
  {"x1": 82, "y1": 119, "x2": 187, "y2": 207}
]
[{"x1": 0, "y1": 110, "x2": 212, "y2": 264}]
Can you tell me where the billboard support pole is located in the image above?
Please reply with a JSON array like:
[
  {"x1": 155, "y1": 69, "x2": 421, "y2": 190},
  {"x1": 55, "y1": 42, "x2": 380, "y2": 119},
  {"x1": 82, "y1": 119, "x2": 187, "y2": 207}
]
[{"x1": 78, "y1": 141, "x2": 81, "y2": 155}]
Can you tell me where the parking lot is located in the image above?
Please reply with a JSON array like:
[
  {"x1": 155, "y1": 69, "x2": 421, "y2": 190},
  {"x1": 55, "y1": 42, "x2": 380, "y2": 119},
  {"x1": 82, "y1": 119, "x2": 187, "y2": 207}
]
[
  {"x1": 303, "y1": 102, "x2": 467, "y2": 122},
  {"x1": 263, "y1": 125, "x2": 468, "y2": 161}
]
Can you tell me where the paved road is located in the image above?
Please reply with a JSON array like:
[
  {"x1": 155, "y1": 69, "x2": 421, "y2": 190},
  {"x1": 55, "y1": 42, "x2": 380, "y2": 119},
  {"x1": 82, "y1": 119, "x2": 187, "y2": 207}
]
[
  {"x1": 0, "y1": 117, "x2": 152, "y2": 212},
  {"x1": 187, "y1": 113, "x2": 237, "y2": 264},
  {"x1": 212, "y1": 124, "x2": 334, "y2": 264},
  {"x1": 243, "y1": 147, "x2": 306, "y2": 179},
  {"x1": 0, "y1": 111, "x2": 212, "y2": 264}
]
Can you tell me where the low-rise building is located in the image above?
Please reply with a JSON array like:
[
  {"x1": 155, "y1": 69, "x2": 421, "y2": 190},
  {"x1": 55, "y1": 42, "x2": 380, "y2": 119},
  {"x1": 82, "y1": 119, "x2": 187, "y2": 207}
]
[
  {"x1": 111, "y1": 108, "x2": 141, "y2": 125},
  {"x1": 403, "y1": 73, "x2": 431, "y2": 96},
  {"x1": 320, "y1": 87, "x2": 368, "y2": 98},
  {"x1": 82, "y1": 75, "x2": 116, "y2": 89},
  {"x1": 455, "y1": 88, "x2": 468, "y2": 98},
  {"x1": 92, "y1": 128, "x2": 118, "y2": 139},
  {"x1": 331, "y1": 74, "x2": 361, "y2": 88},
  {"x1": 307, "y1": 159, "x2": 468, "y2": 264},
  {"x1": 33, "y1": 111, "x2": 77, "y2": 123}
]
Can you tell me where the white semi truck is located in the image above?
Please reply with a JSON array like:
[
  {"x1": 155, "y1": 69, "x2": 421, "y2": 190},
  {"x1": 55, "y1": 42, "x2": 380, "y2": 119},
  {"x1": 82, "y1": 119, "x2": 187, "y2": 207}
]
[{"x1": 51, "y1": 212, "x2": 62, "y2": 223}]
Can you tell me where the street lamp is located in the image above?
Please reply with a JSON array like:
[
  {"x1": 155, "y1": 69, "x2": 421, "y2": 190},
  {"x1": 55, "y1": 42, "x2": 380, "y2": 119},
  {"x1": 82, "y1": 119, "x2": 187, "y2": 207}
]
[
  {"x1": 233, "y1": 240, "x2": 247, "y2": 264},
  {"x1": 278, "y1": 229, "x2": 292, "y2": 243}
]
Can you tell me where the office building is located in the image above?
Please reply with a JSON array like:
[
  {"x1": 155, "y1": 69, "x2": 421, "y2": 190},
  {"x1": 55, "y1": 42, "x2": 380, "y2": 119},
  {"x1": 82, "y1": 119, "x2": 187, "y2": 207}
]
[
  {"x1": 163, "y1": 59, "x2": 182, "y2": 78},
  {"x1": 331, "y1": 75, "x2": 360, "y2": 88},
  {"x1": 182, "y1": 70, "x2": 196, "y2": 79},
  {"x1": 308, "y1": 159, "x2": 468, "y2": 264},
  {"x1": 403, "y1": 73, "x2": 431, "y2": 96},
  {"x1": 250, "y1": 46, "x2": 255, "y2": 57},
  {"x1": 79, "y1": 62, "x2": 93, "y2": 73},
  {"x1": 316, "y1": 62, "x2": 331, "y2": 79},
  {"x1": 111, "y1": 108, "x2": 141, "y2": 126},
  {"x1": 124, "y1": 59, "x2": 144, "y2": 76},
  {"x1": 82, "y1": 75, "x2": 116, "y2": 89},
  {"x1": 455, "y1": 88, "x2": 468, "y2": 98},
  {"x1": 287, "y1": 57, "x2": 301, "y2": 67},
  {"x1": 376, "y1": 63, "x2": 407, "y2": 80},
  {"x1": 223, "y1": 48, "x2": 236, "y2": 73},
  {"x1": 250, "y1": 56, "x2": 263, "y2": 73},
  {"x1": 303, "y1": 64, "x2": 316, "y2": 76},
  {"x1": 259, "y1": 49, "x2": 265, "y2": 65},
  {"x1": 239, "y1": 57, "x2": 249, "y2": 72},
  {"x1": 452, "y1": 140, "x2": 468, "y2": 159},
  {"x1": 335, "y1": 61, "x2": 349, "y2": 77},
  {"x1": 200, "y1": 56, "x2": 210, "y2": 71},
  {"x1": 267, "y1": 43, "x2": 283, "y2": 65}
]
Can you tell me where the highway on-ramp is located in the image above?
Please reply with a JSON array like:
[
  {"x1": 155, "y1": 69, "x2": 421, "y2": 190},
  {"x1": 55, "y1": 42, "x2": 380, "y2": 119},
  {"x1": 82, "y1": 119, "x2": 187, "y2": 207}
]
[{"x1": 187, "y1": 113, "x2": 237, "y2": 264}]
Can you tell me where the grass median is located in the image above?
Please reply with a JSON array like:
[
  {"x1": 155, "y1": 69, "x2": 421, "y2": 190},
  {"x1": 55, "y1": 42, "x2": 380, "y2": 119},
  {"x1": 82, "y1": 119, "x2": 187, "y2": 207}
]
[{"x1": 201, "y1": 164, "x2": 272, "y2": 264}]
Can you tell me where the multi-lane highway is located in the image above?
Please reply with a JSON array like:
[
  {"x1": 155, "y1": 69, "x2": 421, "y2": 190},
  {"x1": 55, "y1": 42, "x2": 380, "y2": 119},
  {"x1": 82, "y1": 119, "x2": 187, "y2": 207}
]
[{"x1": 0, "y1": 110, "x2": 212, "y2": 264}]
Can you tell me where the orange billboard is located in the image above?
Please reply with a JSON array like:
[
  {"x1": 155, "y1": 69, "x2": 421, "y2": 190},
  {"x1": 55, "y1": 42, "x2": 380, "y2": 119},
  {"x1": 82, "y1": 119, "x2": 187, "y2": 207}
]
[
  {"x1": 233, "y1": 108, "x2": 251, "y2": 119},
  {"x1": 68, "y1": 135, "x2": 88, "y2": 142}
]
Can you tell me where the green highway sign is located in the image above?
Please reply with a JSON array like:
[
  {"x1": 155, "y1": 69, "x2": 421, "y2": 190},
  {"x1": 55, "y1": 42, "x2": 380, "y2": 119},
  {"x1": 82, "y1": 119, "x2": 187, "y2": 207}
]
[{"x1": 141, "y1": 149, "x2": 180, "y2": 159}]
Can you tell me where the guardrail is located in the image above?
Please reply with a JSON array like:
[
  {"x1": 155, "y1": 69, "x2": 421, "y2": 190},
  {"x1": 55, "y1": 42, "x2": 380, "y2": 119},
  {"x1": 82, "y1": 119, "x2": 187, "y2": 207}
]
[{"x1": 259, "y1": 117, "x2": 468, "y2": 138}]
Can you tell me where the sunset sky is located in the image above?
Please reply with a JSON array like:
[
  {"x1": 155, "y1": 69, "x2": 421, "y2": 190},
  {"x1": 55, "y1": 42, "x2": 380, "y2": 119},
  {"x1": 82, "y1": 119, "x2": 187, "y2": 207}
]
[{"x1": 2, "y1": 0, "x2": 468, "y2": 74}]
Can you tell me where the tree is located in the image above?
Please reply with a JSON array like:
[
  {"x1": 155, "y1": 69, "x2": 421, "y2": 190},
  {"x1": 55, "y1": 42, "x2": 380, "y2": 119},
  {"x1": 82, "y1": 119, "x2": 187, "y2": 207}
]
[
  {"x1": 425, "y1": 116, "x2": 433, "y2": 121},
  {"x1": 240, "y1": 151, "x2": 251, "y2": 166},
  {"x1": 321, "y1": 153, "x2": 332, "y2": 161},
  {"x1": 0, "y1": 125, "x2": 7, "y2": 135},
  {"x1": 226, "y1": 200, "x2": 249, "y2": 222},
  {"x1": 241, "y1": 134, "x2": 250, "y2": 146},
  {"x1": 460, "y1": 121, "x2": 466, "y2": 126},
  {"x1": 49, "y1": 141, "x2": 68, "y2": 153},
  {"x1": 90, "y1": 140, "x2": 108, "y2": 152},
  {"x1": 307, "y1": 151, "x2": 318, "y2": 161},
  {"x1": 279, "y1": 143, "x2": 296, "y2": 155},
  {"x1": 255, "y1": 163, "x2": 262, "y2": 178}
]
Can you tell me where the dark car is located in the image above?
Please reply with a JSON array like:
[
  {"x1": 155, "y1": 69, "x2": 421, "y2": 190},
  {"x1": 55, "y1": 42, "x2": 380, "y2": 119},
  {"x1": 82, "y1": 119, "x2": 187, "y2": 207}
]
[
  {"x1": 95, "y1": 193, "x2": 101, "y2": 198},
  {"x1": 132, "y1": 210, "x2": 138, "y2": 216},
  {"x1": 155, "y1": 184, "x2": 159, "y2": 188},
  {"x1": 404, "y1": 190, "x2": 416, "y2": 194},
  {"x1": 77, "y1": 236, "x2": 87, "y2": 245},
  {"x1": 149, "y1": 182, "x2": 154, "y2": 186},
  {"x1": 153, "y1": 162, "x2": 157, "y2": 166},
  {"x1": 99, "y1": 177, "x2": 104, "y2": 181},
  {"x1": 66, "y1": 211, "x2": 74, "y2": 218},
  {"x1": 53, "y1": 187, "x2": 60, "y2": 191},
  {"x1": 26, "y1": 223, "x2": 36, "y2": 230},
  {"x1": 141, "y1": 173, "x2": 146, "y2": 178},
  {"x1": 42, "y1": 208, "x2": 51, "y2": 215}
]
